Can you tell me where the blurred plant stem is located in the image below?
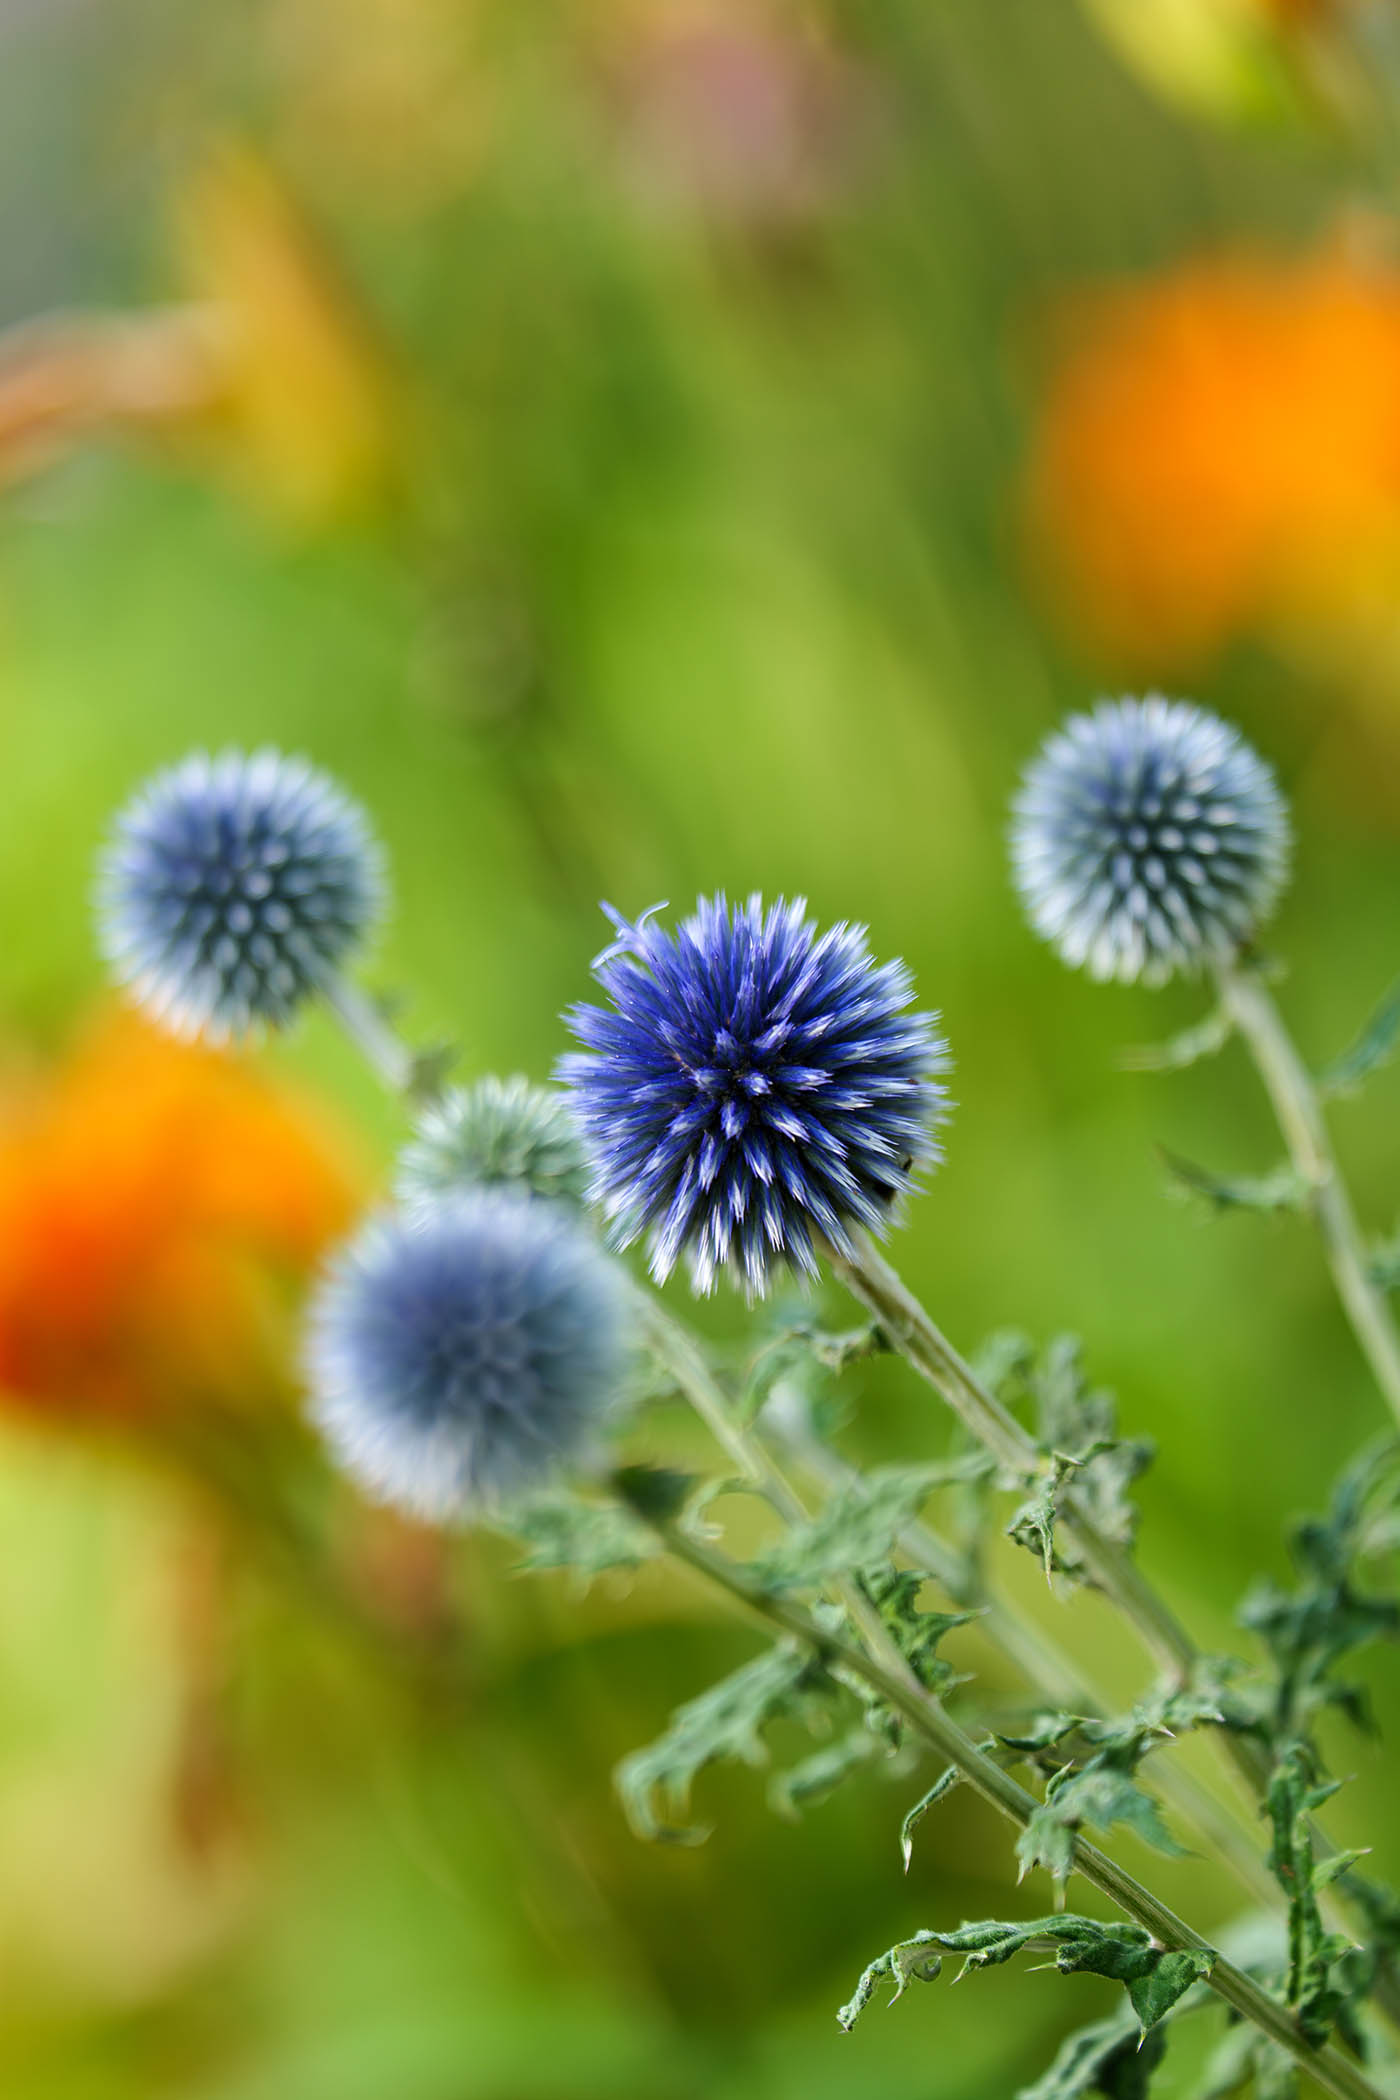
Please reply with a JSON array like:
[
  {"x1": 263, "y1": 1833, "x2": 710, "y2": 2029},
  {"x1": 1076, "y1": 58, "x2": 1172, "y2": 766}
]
[
  {"x1": 1216, "y1": 959, "x2": 1400, "y2": 1434},
  {"x1": 825, "y1": 1230, "x2": 1400, "y2": 2033},
  {"x1": 615, "y1": 1476, "x2": 1390, "y2": 2100}
]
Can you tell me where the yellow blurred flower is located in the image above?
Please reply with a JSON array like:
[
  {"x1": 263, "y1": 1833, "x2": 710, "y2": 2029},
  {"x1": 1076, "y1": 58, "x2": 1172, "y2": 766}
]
[
  {"x1": 1077, "y1": 0, "x2": 1351, "y2": 125},
  {"x1": 1021, "y1": 243, "x2": 1400, "y2": 671},
  {"x1": 0, "y1": 144, "x2": 400, "y2": 530},
  {"x1": 0, "y1": 1010, "x2": 361, "y2": 1424}
]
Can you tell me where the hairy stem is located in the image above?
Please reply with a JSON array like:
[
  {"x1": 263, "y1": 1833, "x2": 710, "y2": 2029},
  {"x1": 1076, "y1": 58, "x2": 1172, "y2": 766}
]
[
  {"x1": 768, "y1": 1405, "x2": 1281, "y2": 1914},
  {"x1": 1216, "y1": 960, "x2": 1400, "y2": 1436},
  {"x1": 621, "y1": 1490, "x2": 1387, "y2": 2100},
  {"x1": 825, "y1": 1230, "x2": 1400, "y2": 2031}
]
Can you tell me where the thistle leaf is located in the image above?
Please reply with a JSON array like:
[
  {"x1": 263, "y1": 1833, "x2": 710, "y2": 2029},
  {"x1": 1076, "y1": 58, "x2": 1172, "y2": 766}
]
[
  {"x1": 751, "y1": 1464, "x2": 978, "y2": 1593},
  {"x1": 1019, "y1": 2007, "x2": 1166, "y2": 2100},
  {"x1": 1120, "y1": 1004, "x2": 1233, "y2": 1074},
  {"x1": 617, "y1": 1641, "x2": 835, "y2": 1842},
  {"x1": 1159, "y1": 1150, "x2": 1308, "y2": 1215},
  {"x1": 1317, "y1": 976, "x2": 1400, "y2": 1099},
  {"x1": 768, "y1": 1729, "x2": 884, "y2": 1819},
  {"x1": 508, "y1": 1491, "x2": 657, "y2": 1576},
  {"x1": 900, "y1": 1763, "x2": 964, "y2": 1869},
  {"x1": 838, "y1": 1915, "x2": 1212, "y2": 2041}
]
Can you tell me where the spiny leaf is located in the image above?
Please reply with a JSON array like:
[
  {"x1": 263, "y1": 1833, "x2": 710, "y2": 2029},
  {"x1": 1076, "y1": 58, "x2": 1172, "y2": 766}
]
[
  {"x1": 507, "y1": 1491, "x2": 657, "y2": 1576},
  {"x1": 750, "y1": 1464, "x2": 976, "y2": 1592},
  {"x1": 1160, "y1": 1150, "x2": 1308, "y2": 1215},
  {"x1": 990, "y1": 1337, "x2": 1154, "y2": 1586},
  {"x1": 1196, "y1": 2022, "x2": 1297, "y2": 2100},
  {"x1": 1370, "y1": 1228, "x2": 1400, "y2": 1295},
  {"x1": 616, "y1": 1640, "x2": 836, "y2": 1843},
  {"x1": 900, "y1": 1763, "x2": 965, "y2": 1870},
  {"x1": 838, "y1": 1915, "x2": 1212, "y2": 2040},
  {"x1": 1265, "y1": 1744, "x2": 1359, "y2": 2049},
  {"x1": 1317, "y1": 976, "x2": 1400, "y2": 1099},
  {"x1": 1238, "y1": 1443, "x2": 1400, "y2": 1743},
  {"x1": 1019, "y1": 2006, "x2": 1166, "y2": 2100},
  {"x1": 1121, "y1": 1004, "x2": 1233, "y2": 1074},
  {"x1": 768, "y1": 1729, "x2": 884, "y2": 1819},
  {"x1": 1016, "y1": 1758, "x2": 1184, "y2": 1886}
]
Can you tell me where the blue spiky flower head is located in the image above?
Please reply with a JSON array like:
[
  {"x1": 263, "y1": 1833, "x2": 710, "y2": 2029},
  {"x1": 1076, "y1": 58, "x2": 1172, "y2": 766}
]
[
  {"x1": 97, "y1": 749, "x2": 382, "y2": 1042},
  {"x1": 306, "y1": 1190, "x2": 628, "y2": 1523},
  {"x1": 1012, "y1": 698, "x2": 1290, "y2": 987},
  {"x1": 396, "y1": 1077, "x2": 590, "y2": 1219},
  {"x1": 558, "y1": 895, "x2": 949, "y2": 1297}
]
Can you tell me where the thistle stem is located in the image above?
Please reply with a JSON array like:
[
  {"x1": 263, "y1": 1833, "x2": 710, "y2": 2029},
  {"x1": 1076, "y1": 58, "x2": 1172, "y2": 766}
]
[
  {"x1": 769, "y1": 1408, "x2": 1281, "y2": 1914},
  {"x1": 1215, "y1": 961, "x2": 1400, "y2": 1436},
  {"x1": 824, "y1": 1230, "x2": 1400, "y2": 2032},
  {"x1": 621, "y1": 1490, "x2": 1387, "y2": 2100},
  {"x1": 320, "y1": 973, "x2": 418, "y2": 1095},
  {"x1": 825, "y1": 1234, "x2": 1198, "y2": 1681}
]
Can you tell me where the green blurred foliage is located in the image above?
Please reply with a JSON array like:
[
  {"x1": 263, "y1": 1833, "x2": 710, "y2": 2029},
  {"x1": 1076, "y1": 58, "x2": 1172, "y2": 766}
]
[{"x1": 0, "y1": 1, "x2": 1397, "y2": 2094}]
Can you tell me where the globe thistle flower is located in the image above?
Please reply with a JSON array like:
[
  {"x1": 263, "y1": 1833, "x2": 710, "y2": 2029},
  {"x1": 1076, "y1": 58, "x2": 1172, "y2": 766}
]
[
  {"x1": 1011, "y1": 698, "x2": 1290, "y2": 987},
  {"x1": 306, "y1": 1191, "x2": 628, "y2": 1523},
  {"x1": 395, "y1": 1077, "x2": 590, "y2": 1218},
  {"x1": 558, "y1": 895, "x2": 949, "y2": 1297},
  {"x1": 97, "y1": 749, "x2": 382, "y2": 1042}
]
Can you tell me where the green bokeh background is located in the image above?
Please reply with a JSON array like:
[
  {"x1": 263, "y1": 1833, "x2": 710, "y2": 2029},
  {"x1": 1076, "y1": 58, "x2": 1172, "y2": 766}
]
[{"x1": 0, "y1": 3, "x2": 1397, "y2": 2094}]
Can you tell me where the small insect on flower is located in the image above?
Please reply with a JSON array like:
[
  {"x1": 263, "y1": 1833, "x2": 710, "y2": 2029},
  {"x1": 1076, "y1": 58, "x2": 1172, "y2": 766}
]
[
  {"x1": 558, "y1": 895, "x2": 949, "y2": 1297},
  {"x1": 1011, "y1": 698, "x2": 1290, "y2": 987},
  {"x1": 396, "y1": 1077, "x2": 590, "y2": 1219},
  {"x1": 306, "y1": 1191, "x2": 628, "y2": 1523},
  {"x1": 97, "y1": 749, "x2": 382, "y2": 1042}
]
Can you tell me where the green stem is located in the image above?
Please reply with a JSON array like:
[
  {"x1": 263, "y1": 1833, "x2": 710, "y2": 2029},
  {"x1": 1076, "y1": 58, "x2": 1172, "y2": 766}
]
[
  {"x1": 320, "y1": 973, "x2": 417, "y2": 1095},
  {"x1": 622, "y1": 1491, "x2": 1386, "y2": 2100},
  {"x1": 769, "y1": 1404, "x2": 1281, "y2": 1915},
  {"x1": 1215, "y1": 961, "x2": 1400, "y2": 1436},
  {"x1": 825, "y1": 1230, "x2": 1400, "y2": 2032}
]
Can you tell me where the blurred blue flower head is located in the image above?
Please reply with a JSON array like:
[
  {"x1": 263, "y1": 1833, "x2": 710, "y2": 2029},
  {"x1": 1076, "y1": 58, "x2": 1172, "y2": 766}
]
[
  {"x1": 306, "y1": 1191, "x2": 628, "y2": 1523},
  {"x1": 97, "y1": 749, "x2": 381, "y2": 1041},
  {"x1": 396, "y1": 1077, "x2": 590, "y2": 1219},
  {"x1": 559, "y1": 895, "x2": 949, "y2": 1297},
  {"x1": 1012, "y1": 698, "x2": 1290, "y2": 987}
]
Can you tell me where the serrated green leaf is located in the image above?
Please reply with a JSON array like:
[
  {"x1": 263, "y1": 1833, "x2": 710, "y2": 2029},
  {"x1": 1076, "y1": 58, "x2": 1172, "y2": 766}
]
[
  {"x1": 506, "y1": 1492, "x2": 657, "y2": 1576},
  {"x1": 839, "y1": 1915, "x2": 1212, "y2": 2041},
  {"x1": 768, "y1": 1729, "x2": 884, "y2": 1819},
  {"x1": 1195, "y1": 2021, "x2": 1292, "y2": 2100},
  {"x1": 1017, "y1": 1759, "x2": 1184, "y2": 1886},
  {"x1": 1317, "y1": 976, "x2": 1400, "y2": 1099},
  {"x1": 1020, "y1": 2007, "x2": 1166, "y2": 2100},
  {"x1": 991, "y1": 1338, "x2": 1154, "y2": 1587},
  {"x1": 1160, "y1": 1151, "x2": 1308, "y2": 1214},
  {"x1": 1121, "y1": 1004, "x2": 1233, "y2": 1075},
  {"x1": 616, "y1": 1641, "x2": 835, "y2": 1843},
  {"x1": 750, "y1": 1465, "x2": 967, "y2": 1592},
  {"x1": 1265, "y1": 1744, "x2": 1358, "y2": 2048},
  {"x1": 900, "y1": 1763, "x2": 964, "y2": 1869},
  {"x1": 611, "y1": 1464, "x2": 699, "y2": 1528}
]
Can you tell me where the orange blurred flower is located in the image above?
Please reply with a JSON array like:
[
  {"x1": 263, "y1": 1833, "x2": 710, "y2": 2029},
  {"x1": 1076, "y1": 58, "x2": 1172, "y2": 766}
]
[
  {"x1": 0, "y1": 1010, "x2": 361, "y2": 1423},
  {"x1": 1022, "y1": 243, "x2": 1400, "y2": 672}
]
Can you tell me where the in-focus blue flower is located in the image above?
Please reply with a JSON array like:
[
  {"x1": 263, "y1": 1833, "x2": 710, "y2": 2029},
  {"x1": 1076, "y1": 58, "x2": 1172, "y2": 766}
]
[
  {"x1": 1012, "y1": 698, "x2": 1290, "y2": 986},
  {"x1": 97, "y1": 750, "x2": 381, "y2": 1042},
  {"x1": 396, "y1": 1077, "x2": 590, "y2": 1218},
  {"x1": 306, "y1": 1191, "x2": 628, "y2": 1523},
  {"x1": 558, "y1": 895, "x2": 948, "y2": 1296}
]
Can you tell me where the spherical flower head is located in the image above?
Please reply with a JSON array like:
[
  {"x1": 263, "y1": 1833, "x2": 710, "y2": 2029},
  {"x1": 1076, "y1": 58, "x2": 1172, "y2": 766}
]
[
  {"x1": 1011, "y1": 698, "x2": 1290, "y2": 987},
  {"x1": 395, "y1": 1077, "x2": 590, "y2": 1219},
  {"x1": 97, "y1": 749, "x2": 382, "y2": 1042},
  {"x1": 558, "y1": 895, "x2": 949, "y2": 1297},
  {"x1": 306, "y1": 1191, "x2": 629, "y2": 1524}
]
